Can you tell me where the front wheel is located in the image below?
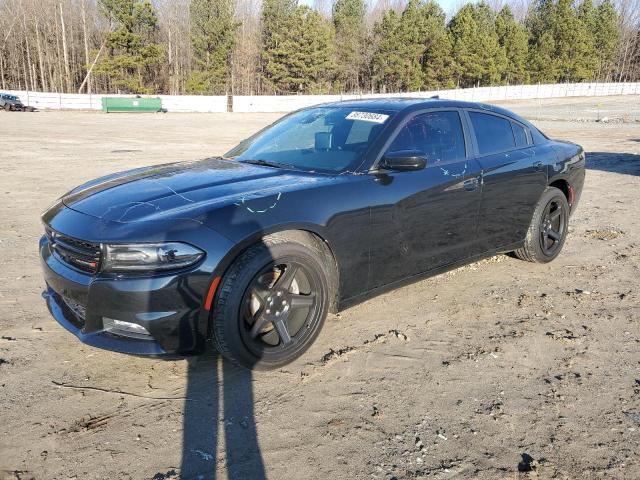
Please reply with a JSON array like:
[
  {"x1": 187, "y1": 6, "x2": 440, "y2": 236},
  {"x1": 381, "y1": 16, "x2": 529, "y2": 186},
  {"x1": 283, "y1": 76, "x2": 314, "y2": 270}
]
[
  {"x1": 211, "y1": 233, "x2": 331, "y2": 370},
  {"x1": 513, "y1": 186, "x2": 569, "y2": 263}
]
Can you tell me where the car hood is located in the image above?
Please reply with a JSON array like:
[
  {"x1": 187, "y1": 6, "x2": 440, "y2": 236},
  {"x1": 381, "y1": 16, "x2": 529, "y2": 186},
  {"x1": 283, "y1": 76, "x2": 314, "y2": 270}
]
[{"x1": 62, "y1": 157, "x2": 325, "y2": 223}]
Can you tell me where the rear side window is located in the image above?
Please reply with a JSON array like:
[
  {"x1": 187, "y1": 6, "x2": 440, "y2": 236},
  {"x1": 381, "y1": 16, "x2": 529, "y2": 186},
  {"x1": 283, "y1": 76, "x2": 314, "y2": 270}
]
[
  {"x1": 469, "y1": 111, "x2": 515, "y2": 155},
  {"x1": 387, "y1": 111, "x2": 466, "y2": 164},
  {"x1": 512, "y1": 122, "x2": 528, "y2": 147}
]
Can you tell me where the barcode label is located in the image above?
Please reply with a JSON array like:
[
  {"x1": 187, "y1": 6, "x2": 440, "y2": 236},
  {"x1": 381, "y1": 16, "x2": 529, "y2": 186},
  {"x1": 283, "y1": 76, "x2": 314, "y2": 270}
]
[{"x1": 346, "y1": 111, "x2": 390, "y2": 124}]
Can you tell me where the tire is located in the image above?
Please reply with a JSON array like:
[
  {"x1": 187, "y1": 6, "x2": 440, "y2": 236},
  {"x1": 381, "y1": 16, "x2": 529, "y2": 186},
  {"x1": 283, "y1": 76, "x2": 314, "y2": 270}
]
[
  {"x1": 513, "y1": 186, "x2": 569, "y2": 263},
  {"x1": 211, "y1": 232, "x2": 331, "y2": 370},
  {"x1": 4, "y1": 104, "x2": 11, "y2": 111}
]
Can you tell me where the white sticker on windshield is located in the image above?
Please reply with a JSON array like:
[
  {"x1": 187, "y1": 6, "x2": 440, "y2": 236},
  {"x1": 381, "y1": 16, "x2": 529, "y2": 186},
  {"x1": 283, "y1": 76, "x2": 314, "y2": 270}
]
[{"x1": 346, "y1": 111, "x2": 390, "y2": 124}]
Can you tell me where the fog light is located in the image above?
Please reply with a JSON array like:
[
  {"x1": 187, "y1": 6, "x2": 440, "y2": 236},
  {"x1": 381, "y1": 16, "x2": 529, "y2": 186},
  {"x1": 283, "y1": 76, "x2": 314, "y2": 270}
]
[{"x1": 103, "y1": 317, "x2": 150, "y2": 336}]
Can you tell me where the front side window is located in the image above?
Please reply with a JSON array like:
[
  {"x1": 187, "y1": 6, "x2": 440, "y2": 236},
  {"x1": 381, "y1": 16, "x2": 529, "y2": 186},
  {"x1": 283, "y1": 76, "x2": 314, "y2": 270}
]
[
  {"x1": 386, "y1": 111, "x2": 466, "y2": 164},
  {"x1": 225, "y1": 106, "x2": 395, "y2": 173},
  {"x1": 469, "y1": 111, "x2": 516, "y2": 155}
]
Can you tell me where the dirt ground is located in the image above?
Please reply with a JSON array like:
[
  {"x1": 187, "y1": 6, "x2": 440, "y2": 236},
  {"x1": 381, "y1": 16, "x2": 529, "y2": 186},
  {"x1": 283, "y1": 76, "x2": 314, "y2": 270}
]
[{"x1": 0, "y1": 96, "x2": 639, "y2": 480}]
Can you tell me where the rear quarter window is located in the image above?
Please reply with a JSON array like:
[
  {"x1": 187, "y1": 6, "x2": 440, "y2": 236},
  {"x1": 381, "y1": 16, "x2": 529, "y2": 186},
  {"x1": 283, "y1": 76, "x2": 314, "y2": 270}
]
[
  {"x1": 469, "y1": 111, "x2": 515, "y2": 155},
  {"x1": 512, "y1": 122, "x2": 529, "y2": 147}
]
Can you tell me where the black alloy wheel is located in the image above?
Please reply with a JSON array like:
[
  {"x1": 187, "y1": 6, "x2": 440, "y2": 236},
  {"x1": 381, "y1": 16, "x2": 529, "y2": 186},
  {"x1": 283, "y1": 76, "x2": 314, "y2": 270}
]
[
  {"x1": 539, "y1": 197, "x2": 566, "y2": 256},
  {"x1": 211, "y1": 232, "x2": 331, "y2": 370},
  {"x1": 514, "y1": 186, "x2": 570, "y2": 263},
  {"x1": 239, "y1": 260, "x2": 322, "y2": 357}
]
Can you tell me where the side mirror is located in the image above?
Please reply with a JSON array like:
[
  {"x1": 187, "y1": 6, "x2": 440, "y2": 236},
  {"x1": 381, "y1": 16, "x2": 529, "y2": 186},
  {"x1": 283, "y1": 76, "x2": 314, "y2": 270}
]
[{"x1": 379, "y1": 151, "x2": 427, "y2": 172}]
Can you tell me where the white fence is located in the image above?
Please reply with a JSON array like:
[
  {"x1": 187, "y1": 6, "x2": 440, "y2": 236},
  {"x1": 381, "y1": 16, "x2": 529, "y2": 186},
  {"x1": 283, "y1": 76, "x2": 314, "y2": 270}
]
[
  {"x1": 3, "y1": 91, "x2": 228, "y2": 112},
  {"x1": 5, "y1": 82, "x2": 640, "y2": 113}
]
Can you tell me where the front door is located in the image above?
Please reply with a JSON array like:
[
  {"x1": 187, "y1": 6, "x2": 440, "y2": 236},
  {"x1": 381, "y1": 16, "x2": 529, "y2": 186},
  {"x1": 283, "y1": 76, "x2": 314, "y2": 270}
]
[{"x1": 368, "y1": 110, "x2": 482, "y2": 289}]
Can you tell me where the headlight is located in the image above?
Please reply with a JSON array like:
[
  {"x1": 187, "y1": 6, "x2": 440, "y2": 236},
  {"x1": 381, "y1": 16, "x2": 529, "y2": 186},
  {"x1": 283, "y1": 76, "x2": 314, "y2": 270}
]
[{"x1": 102, "y1": 242, "x2": 204, "y2": 272}]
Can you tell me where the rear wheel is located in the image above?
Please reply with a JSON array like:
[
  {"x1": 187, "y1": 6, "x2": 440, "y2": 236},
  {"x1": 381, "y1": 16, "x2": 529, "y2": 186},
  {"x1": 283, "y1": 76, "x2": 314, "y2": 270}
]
[
  {"x1": 211, "y1": 233, "x2": 330, "y2": 370},
  {"x1": 4, "y1": 104, "x2": 11, "y2": 111},
  {"x1": 514, "y1": 186, "x2": 569, "y2": 263}
]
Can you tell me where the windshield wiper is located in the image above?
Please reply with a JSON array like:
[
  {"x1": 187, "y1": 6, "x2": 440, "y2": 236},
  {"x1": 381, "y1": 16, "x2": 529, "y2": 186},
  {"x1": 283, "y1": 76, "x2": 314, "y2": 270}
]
[{"x1": 240, "y1": 159, "x2": 300, "y2": 170}]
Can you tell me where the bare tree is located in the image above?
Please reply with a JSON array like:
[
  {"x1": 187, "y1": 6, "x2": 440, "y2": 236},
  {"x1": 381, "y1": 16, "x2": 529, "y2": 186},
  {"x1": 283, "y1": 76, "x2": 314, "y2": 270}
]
[
  {"x1": 157, "y1": 0, "x2": 192, "y2": 94},
  {"x1": 615, "y1": 0, "x2": 640, "y2": 81},
  {"x1": 233, "y1": 0, "x2": 261, "y2": 95}
]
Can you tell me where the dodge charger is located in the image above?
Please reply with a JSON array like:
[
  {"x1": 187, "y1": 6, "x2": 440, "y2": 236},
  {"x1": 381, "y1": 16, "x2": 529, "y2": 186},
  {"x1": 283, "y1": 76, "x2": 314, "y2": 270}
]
[{"x1": 40, "y1": 99, "x2": 585, "y2": 369}]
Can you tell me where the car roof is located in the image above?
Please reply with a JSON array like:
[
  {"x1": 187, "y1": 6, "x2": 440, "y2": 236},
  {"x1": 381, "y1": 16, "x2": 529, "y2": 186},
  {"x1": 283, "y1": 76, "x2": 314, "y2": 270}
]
[{"x1": 321, "y1": 97, "x2": 522, "y2": 120}]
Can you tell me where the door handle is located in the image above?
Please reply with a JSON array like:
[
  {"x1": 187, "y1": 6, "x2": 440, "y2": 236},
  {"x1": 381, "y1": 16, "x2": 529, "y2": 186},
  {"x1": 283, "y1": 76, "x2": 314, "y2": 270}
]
[
  {"x1": 463, "y1": 177, "x2": 480, "y2": 191},
  {"x1": 533, "y1": 161, "x2": 543, "y2": 170}
]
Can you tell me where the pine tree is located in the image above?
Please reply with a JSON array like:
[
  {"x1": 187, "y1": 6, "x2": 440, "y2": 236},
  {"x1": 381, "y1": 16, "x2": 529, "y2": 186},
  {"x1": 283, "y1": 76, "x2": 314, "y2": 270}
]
[
  {"x1": 414, "y1": 0, "x2": 455, "y2": 90},
  {"x1": 371, "y1": 10, "x2": 404, "y2": 92},
  {"x1": 527, "y1": 0, "x2": 596, "y2": 82},
  {"x1": 333, "y1": 0, "x2": 367, "y2": 92},
  {"x1": 578, "y1": 0, "x2": 597, "y2": 33},
  {"x1": 261, "y1": 0, "x2": 299, "y2": 93},
  {"x1": 261, "y1": 1, "x2": 335, "y2": 93},
  {"x1": 448, "y1": 2, "x2": 505, "y2": 87},
  {"x1": 186, "y1": 0, "x2": 240, "y2": 95},
  {"x1": 528, "y1": 31, "x2": 559, "y2": 82},
  {"x1": 594, "y1": 0, "x2": 619, "y2": 80},
  {"x1": 94, "y1": 0, "x2": 164, "y2": 93},
  {"x1": 372, "y1": 0, "x2": 454, "y2": 92},
  {"x1": 496, "y1": 6, "x2": 529, "y2": 84},
  {"x1": 526, "y1": 0, "x2": 559, "y2": 82},
  {"x1": 401, "y1": 0, "x2": 447, "y2": 91},
  {"x1": 555, "y1": 0, "x2": 596, "y2": 80},
  {"x1": 423, "y1": 30, "x2": 455, "y2": 89},
  {"x1": 290, "y1": 7, "x2": 336, "y2": 93}
]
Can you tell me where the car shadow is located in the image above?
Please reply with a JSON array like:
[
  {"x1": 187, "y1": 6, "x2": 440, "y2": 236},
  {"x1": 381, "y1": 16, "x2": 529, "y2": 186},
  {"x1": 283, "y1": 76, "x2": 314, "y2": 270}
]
[{"x1": 586, "y1": 151, "x2": 640, "y2": 177}]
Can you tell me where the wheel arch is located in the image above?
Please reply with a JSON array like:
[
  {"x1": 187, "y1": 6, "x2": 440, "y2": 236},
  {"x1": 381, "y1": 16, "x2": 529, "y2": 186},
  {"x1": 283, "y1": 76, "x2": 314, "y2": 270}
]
[
  {"x1": 212, "y1": 224, "x2": 341, "y2": 314},
  {"x1": 548, "y1": 178, "x2": 573, "y2": 209}
]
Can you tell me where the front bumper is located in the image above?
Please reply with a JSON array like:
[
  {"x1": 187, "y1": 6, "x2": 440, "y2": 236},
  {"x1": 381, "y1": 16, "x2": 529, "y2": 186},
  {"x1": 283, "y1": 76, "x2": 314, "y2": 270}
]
[
  {"x1": 41, "y1": 238, "x2": 209, "y2": 355},
  {"x1": 43, "y1": 286, "x2": 170, "y2": 355},
  {"x1": 39, "y1": 207, "x2": 234, "y2": 356}
]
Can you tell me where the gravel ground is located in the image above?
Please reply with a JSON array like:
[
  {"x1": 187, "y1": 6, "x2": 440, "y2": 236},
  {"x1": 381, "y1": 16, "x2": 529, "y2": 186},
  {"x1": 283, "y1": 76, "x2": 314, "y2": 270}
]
[{"x1": 0, "y1": 96, "x2": 639, "y2": 480}]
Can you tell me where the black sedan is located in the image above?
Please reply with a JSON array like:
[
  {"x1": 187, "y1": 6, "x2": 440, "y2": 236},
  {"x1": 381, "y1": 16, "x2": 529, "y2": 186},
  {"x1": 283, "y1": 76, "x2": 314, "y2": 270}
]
[{"x1": 40, "y1": 99, "x2": 585, "y2": 369}]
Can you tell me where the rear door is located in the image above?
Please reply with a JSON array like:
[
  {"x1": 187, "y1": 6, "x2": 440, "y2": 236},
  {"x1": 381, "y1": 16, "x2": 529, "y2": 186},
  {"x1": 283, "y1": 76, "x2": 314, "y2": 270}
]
[
  {"x1": 466, "y1": 110, "x2": 548, "y2": 252},
  {"x1": 368, "y1": 109, "x2": 483, "y2": 289}
]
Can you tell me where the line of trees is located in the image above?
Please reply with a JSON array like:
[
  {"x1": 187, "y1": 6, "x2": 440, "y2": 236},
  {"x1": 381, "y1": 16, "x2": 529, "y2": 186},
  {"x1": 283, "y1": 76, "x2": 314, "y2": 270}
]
[{"x1": 0, "y1": 0, "x2": 638, "y2": 95}]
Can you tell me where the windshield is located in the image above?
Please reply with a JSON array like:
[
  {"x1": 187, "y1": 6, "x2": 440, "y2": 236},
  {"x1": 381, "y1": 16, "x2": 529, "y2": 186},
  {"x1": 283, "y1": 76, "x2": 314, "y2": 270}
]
[{"x1": 225, "y1": 106, "x2": 395, "y2": 173}]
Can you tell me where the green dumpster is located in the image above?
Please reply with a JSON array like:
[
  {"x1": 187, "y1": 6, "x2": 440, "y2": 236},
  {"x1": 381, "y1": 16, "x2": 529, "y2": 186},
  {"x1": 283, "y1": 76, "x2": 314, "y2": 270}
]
[{"x1": 102, "y1": 96, "x2": 163, "y2": 113}]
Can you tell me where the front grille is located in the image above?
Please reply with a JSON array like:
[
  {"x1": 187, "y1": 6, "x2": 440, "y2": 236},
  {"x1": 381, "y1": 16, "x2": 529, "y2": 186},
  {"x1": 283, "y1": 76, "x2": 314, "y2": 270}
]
[{"x1": 46, "y1": 228, "x2": 101, "y2": 274}]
